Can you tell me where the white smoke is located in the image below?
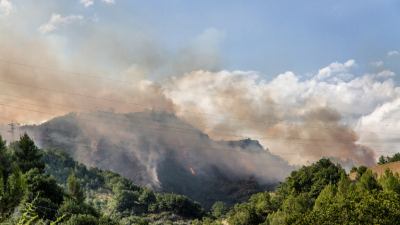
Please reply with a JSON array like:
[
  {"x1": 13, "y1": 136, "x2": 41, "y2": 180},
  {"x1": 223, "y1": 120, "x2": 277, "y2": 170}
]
[{"x1": 164, "y1": 61, "x2": 399, "y2": 166}]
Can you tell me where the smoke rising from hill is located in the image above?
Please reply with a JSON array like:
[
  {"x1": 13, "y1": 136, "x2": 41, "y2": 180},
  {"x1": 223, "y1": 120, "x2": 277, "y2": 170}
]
[
  {"x1": 1, "y1": 26, "x2": 398, "y2": 168},
  {"x1": 18, "y1": 111, "x2": 292, "y2": 207}
]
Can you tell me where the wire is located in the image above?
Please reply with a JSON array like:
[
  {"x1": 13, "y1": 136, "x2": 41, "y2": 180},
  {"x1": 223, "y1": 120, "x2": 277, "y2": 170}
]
[
  {"x1": 0, "y1": 60, "x2": 398, "y2": 154},
  {"x1": 1, "y1": 58, "x2": 389, "y2": 129},
  {"x1": 0, "y1": 91, "x2": 397, "y2": 138},
  {"x1": 0, "y1": 101, "x2": 398, "y2": 146},
  {"x1": 0, "y1": 111, "x2": 395, "y2": 157}
]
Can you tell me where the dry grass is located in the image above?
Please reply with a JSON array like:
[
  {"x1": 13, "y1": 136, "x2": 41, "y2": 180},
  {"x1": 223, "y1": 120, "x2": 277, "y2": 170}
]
[
  {"x1": 370, "y1": 161, "x2": 400, "y2": 177},
  {"x1": 349, "y1": 161, "x2": 400, "y2": 180}
]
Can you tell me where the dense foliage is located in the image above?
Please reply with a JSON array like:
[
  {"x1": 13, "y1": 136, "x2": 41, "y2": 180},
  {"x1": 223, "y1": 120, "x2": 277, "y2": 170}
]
[
  {"x1": 4, "y1": 133, "x2": 400, "y2": 225},
  {"x1": 196, "y1": 158, "x2": 400, "y2": 225},
  {"x1": 0, "y1": 134, "x2": 204, "y2": 224}
]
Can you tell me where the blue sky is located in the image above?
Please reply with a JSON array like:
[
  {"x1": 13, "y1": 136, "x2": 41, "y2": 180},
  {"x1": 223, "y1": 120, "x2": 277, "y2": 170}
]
[
  {"x1": 1, "y1": 0, "x2": 400, "y2": 78},
  {"x1": 110, "y1": 0, "x2": 400, "y2": 76}
]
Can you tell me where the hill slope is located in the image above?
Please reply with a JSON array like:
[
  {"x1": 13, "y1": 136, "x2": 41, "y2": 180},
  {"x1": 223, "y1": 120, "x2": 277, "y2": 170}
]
[
  {"x1": 42, "y1": 148, "x2": 204, "y2": 224},
  {"x1": 22, "y1": 111, "x2": 292, "y2": 208}
]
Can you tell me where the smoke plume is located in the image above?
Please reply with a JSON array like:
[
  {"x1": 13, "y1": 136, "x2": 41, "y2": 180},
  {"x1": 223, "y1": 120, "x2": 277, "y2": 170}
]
[{"x1": 1, "y1": 19, "x2": 399, "y2": 171}]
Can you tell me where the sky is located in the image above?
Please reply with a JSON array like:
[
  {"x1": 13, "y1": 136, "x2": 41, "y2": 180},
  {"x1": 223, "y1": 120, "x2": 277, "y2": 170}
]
[
  {"x1": 1, "y1": 0, "x2": 400, "y2": 166},
  {"x1": 2, "y1": 0, "x2": 400, "y2": 77}
]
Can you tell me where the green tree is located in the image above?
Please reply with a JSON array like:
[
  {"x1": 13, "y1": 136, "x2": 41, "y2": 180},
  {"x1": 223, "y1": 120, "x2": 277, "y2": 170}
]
[
  {"x1": 357, "y1": 169, "x2": 381, "y2": 192},
  {"x1": 57, "y1": 199, "x2": 98, "y2": 218},
  {"x1": 378, "y1": 155, "x2": 388, "y2": 165},
  {"x1": 227, "y1": 203, "x2": 259, "y2": 225},
  {"x1": 12, "y1": 134, "x2": 45, "y2": 173},
  {"x1": 138, "y1": 188, "x2": 156, "y2": 206},
  {"x1": 67, "y1": 172, "x2": 85, "y2": 203},
  {"x1": 0, "y1": 168, "x2": 26, "y2": 215},
  {"x1": 61, "y1": 214, "x2": 98, "y2": 225},
  {"x1": 276, "y1": 158, "x2": 343, "y2": 204},
  {"x1": 378, "y1": 169, "x2": 400, "y2": 194},
  {"x1": 113, "y1": 190, "x2": 140, "y2": 213},
  {"x1": 211, "y1": 201, "x2": 227, "y2": 218},
  {"x1": 383, "y1": 153, "x2": 400, "y2": 164},
  {"x1": 268, "y1": 193, "x2": 312, "y2": 225},
  {"x1": 0, "y1": 136, "x2": 11, "y2": 179},
  {"x1": 24, "y1": 169, "x2": 64, "y2": 220}
]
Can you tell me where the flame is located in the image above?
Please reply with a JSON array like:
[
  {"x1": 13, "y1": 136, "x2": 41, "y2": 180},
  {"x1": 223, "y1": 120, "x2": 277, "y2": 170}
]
[{"x1": 189, "y1": 167, "x2": 196, "y2": 176}]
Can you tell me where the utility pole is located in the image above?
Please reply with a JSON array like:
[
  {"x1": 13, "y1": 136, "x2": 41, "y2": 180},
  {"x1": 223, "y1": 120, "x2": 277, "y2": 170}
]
[{"x1": 8, "y1": 122, "x2": 19, "y2": 142}]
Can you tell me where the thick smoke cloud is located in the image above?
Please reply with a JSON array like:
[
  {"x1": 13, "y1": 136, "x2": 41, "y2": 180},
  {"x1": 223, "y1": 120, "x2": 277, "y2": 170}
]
[
  {"x1": 165, "y1": 64, "x2": 399, "y2": 166},
  {"x1": 0, "y1": 28, "x2": 176, "y2": 124},
  {"x1": 1, "y1": 15, "x2": 399, "y2": 170}
]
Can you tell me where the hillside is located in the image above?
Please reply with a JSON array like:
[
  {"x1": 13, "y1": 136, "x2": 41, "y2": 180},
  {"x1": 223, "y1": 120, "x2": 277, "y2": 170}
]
[
  {"x1": 195, "y1": 158, "x2": 400, "y2": 225},
  {"x1": 349, "y1": 161, "x2": 400, "y2": 180},
  {"x1": 3, "y1": 133, "x2": 400, "y2": 225},
  {"x1": 0, "y1": 134, "x2": 205, "y2": 224},
  {"x1": 42, "y1": 148, "x2": 204, "y2": 224},
  {"x1": 371, "y1": 161, "x2": 400, "y2": 177},
  {"x1": 21, "y1": 111, "x2": 293, "y2": 208}
]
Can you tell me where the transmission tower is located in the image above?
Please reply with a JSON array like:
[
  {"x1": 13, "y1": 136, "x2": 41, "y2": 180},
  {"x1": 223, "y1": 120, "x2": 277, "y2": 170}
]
[{"x1": 8, "y1": 122, "x2": 19, "y2": 142}]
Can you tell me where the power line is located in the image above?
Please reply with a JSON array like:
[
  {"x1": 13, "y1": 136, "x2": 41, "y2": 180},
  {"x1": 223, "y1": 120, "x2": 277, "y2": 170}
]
[
  {"x1": 0, "y1": 58, "x2": 128, "y2": 85},
  {"x1": 0, "y1": 60, "x2": 399, "y2": 152},
  {"x1": 0, "y1": 91, "x2": 399, "y2": 141},
  {"x1": 2, "y1": 58, "x2": 390, "y2": 129},
  {"x1": 1, "y1": 60, "x2": 400, "y2": 139},
  {"x1": 0, "y1": 101, "x2": 399, "y2": 146},
  {"x1": 0, "y1": 112, "x2": 394, "y2": 157}
]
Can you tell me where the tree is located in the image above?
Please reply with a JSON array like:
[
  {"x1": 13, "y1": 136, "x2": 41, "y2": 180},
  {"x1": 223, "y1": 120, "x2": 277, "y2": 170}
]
[
  {"x1": 113, "y1": 190, "x2": 140, "y2": 213},
  {"x1": 227, "y1": 203, "x2": 259, "y2": 225},
  {"x1": 357, "y1": 169, "x2": 381, "y2": 192},
  {"x1": 277, "y1": 158, "x2": 343, "y2": 200},
  {"x1": 57, "y1": 199, "x2": 98, "y2": 219},
  {"x1": 67, "y1": 172, "x2": 85, "y2": 203},
  {"x1": 0, "y1": 168, "x2": 26, "y2": 215},
  {"x1": 24, "y1": 169, "x2": 64, "y2": 220},
  {"x1": 61, "y1": 214, "x2": 98, "y2": 225},
  {"x1": 385, "y1": 153, "x2": 400, "y2": 164},
  {"x1": 138, "y1": 188, "x2": 156, "y2": 206},
  {"x1": 154, "y1": 193, "x2": 204, "y2": 218},
  {"x1": 378, "y1": 169, "x2": 400, "y2": 194},
  {"x1": 355, "y1": 166, "x2": 368, "y2": 180},
  {"x1": 211, "y1": 201, "x2": 227, "y2": 218},
  {"x1": 226, "y1": 192, "x2": 276, "y2": 225},
  {"x1": 12, "y1": 134, "x2": 45, "y2": 173},
  {"x1": 0, "y1": 136, "x2": 11, "y2": 179},
  {"x1": 378, "y1": 155, "x2": 388, "y2": 165}
]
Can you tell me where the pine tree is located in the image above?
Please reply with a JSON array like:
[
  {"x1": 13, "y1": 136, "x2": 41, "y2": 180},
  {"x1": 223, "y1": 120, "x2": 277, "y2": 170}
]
[
  {"x1": 0, "y1": 135, "x2": 10, "y2": 179},
  {"x1": 12, "y1": 133, "x2": 45, "y2": 173}
]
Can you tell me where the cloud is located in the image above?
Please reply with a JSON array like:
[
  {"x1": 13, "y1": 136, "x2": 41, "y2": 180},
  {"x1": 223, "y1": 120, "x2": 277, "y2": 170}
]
[
  {"x1": 164, "y1": 60, "x2": 400, "y2": 166},
  {"x1": 387, "y1": 50, "x2": 400, "y2": 57},
  {"x1": 370, "y1": 60, "x2": 384, "y2": 67},
  {"x1": 376, "y1": 70, "x2": 395, "y2": 78},
  {"x1": 38, "y1": 13, "x2": 84, "y2": 34},
  {"x1": 0, "y1": 0, "x2": 13, "y2": 16},
  {"x1": 357, "y1": 98, "x2": 400, "y2": 156},
  {"x1": 80, "y1": 0, "x2": 115, "y2": 7},
  {"x1": 315, "y1": 59, "x2": 355, "y2": 81}
]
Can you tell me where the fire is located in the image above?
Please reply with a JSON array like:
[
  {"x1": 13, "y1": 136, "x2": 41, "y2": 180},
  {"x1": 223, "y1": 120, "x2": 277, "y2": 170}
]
[{"x1": 189, "y1": 167, "x2": 196, "y2": 176}]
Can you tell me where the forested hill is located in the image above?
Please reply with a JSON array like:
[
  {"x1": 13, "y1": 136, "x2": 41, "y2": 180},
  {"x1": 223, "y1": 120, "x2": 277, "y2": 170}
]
[
  {"x1": 21, "y1": 111, "x2": 292, "y2": 208},
  {"x1": 194, "y1": 157, "x2": 400, "y2": 225},
  {"x1": 3, "y1": 133, "x2": 400, "y2": 225},
  {"x1": 0, "y1": 133, "x2": 204, "y2": 224}
]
